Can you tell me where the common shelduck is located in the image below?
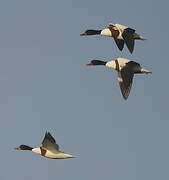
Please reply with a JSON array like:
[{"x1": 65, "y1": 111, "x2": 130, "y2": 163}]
[
  {"x1": 80, "y1": 24, "x2": 146, "y2": 53},
  {"x1": 86, "y1": 58, "x2": 151, "y2": 100},
  {"x1": 15, "y1": 132, "x2": 74, "y2": 159}
]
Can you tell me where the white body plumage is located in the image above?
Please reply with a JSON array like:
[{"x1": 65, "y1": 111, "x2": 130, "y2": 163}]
[
  {"x1": 32, "y1": 147, "x2": 73, "y2": 159},
  {"x1": 105, "y1": 58, "x2": 130, "y2": 70}
]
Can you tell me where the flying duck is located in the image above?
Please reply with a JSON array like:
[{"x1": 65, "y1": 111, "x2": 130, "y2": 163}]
[
  {"x1": 86, "y1": 58, "x2": 151, "y2": 100},
  {"x1": 15, "y1": 132, "x2": 74, "y2": 159},
  {"x1": 80, "y1": 24, "x2": 146, "y2": 53}
]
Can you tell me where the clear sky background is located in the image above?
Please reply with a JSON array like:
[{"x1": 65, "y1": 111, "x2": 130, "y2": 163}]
[{"x1": 0, "y1": 0, "x2": 168, "y2": 179}]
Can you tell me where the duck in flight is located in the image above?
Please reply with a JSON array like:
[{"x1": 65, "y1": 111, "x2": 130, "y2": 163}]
[
  {"x1": 80, "y1": 24, "x2": 146, "y2": 53},
  {"x1": 15, "y1": 132, "x2": 74, "y2": 159},
  {"x1": 86, "y1": 58, "x2": 151, "y2": 100}
]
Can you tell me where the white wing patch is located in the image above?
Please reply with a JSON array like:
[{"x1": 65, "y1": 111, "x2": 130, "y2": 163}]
[
  {"x1": 114, "y1": 24, "x2": 128, "y2": 31},
  {"x1": 117, "y1": 72, "x2": 123, "y2": 82}
]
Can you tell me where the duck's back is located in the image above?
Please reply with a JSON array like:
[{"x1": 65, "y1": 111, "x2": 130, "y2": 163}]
[
  {"x1": 114, "y1": 24, "x2": 128, "y2": 31},
  {"x1": 117, "y1": 58, "x2": 130, "y2": 67}
]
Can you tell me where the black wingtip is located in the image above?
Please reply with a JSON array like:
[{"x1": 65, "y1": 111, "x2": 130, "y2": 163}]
[
  {"x1": 121, "y1": 91, "x2": 129, "y2": 100},
  {"x1": 119, "y1": 83, "x2": 132, "y2": 100},
  {"x1": 123, "y1": 95, "x2": 128, "y2": 100},
  {"x1": 129, "y1": 49, "x2": 134, "y2": 54},
  {"x1": 127, "y1": 43, "x2": 134, "y2": 54}
]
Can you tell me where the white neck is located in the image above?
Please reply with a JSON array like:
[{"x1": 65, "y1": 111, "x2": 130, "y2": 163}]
[
  {"x1": 100, "y1": 28, "x2": 112, "y2": 37},
  {"x1": 105, "y1": 60, "x2": 116, "y2": 70},
  {"x1": 32, "y1": 147, "x2": 41, "y2": 155}
]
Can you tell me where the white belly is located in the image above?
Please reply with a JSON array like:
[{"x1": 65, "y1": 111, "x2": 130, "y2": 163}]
[
  {"x1": 44, "y1": 151, "x2": 73, "y2": 159},
  {"x1": 32, "y1": 147, "x2": 73, "y2": 159},
  {"x1": 44, "y1": 151, "x2": 61, "y2": 159}
]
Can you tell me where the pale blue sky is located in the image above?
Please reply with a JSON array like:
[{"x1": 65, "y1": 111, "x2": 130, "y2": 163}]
[{"x1": 0, "y1": 0, "x2": 169, "y2": 179}]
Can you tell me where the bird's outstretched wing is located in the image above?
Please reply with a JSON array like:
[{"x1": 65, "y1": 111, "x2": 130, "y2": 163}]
[
  {"x1": 117, "y1": 62, "x2": 136, "y2": 100},
  {"x1": 42, "y1": 132, "x2": 60, "y2": 153},
  {"x1": 122, "y1": 28, "x2": 135, "y2": 53},
  {"x1": 114, "y1": 38, "x2": 124, "y2": 51}
]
